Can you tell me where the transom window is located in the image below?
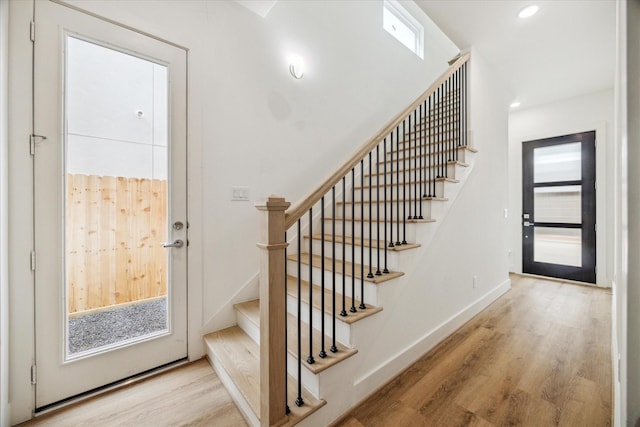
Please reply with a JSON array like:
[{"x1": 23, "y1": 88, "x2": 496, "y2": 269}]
[{"x1": 383, "y1": 0, "x2": 424, "y2": 59}]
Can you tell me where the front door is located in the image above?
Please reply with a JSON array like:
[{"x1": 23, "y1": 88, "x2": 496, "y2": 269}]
[
  {"x1": 33, "y1": 1, "x2": 188, "y2": 409},
  {"x1": 522, "y1": 131, "x2": 596, "y2": 283}
]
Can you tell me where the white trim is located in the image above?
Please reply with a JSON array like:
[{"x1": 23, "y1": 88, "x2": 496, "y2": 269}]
[
  {"x1": 354, "y1": 278, "x2": 511, "y2": 394},
  {"x1": 8, "y1": 0, "x2": 37, "y2": 423},
  {"x1": 0, "y1": 0, "x2": 10, "y2": 424}
]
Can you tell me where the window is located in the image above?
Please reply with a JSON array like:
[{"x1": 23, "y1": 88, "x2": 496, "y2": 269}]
[{"x1": 383, "y1": 0, "x2": 424, "y2": 59}]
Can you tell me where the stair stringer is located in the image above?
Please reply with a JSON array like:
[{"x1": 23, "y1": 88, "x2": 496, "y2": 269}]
[{"x1": 293, "y1": 148, "x2": 507, "y2": 426}]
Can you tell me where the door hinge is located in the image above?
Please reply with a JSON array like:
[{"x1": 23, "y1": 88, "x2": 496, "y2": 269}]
[
  {"x1": 30, "y1": 250, "x2": 36, "y2": 271},
  {"x1": 31, "y1": 364, "x2": 37, "y2": 385},
  {"x1": 30, "y1": 21, "x2": 35, "y2": 42},
  {"x1": 30, "y1": 134, "x2": 47, "y2": 156}
]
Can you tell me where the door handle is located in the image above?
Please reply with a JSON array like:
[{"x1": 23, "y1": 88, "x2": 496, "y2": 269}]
[{"x1": 161, "y1": 239, "x2": 184, "y2": 249}]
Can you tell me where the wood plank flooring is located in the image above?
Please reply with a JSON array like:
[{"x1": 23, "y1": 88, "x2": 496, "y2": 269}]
[
  {"x1": 19, "y1": 274, "x2": 611, "y2": 427},
  {"x1": 334, "y1": 274, "x2": 612, "y2": 427},
  {"x1": 19, "y1": 359, "x2": 248, "y2": 427}
]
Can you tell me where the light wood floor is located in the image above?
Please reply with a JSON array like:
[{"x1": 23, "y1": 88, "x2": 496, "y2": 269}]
[
  {"x1": 335, "y1": 274, "x2": 612, "y2": 427},
  {"x1": 19, "y1": 274, "x2": 611, "y2": 427},
  {"x1": 19, "y1": 359, "x2": 248, "y2": 427}
]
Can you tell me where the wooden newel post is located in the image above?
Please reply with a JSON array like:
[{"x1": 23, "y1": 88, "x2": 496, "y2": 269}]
[{"x1": 255, "y1": 196, "x2": 290, "y2": 427}]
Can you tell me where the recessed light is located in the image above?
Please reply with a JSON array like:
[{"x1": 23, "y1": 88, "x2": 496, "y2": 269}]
[
  {"x1": 510, "y1": 101, "x2": 521, "y2": 108},
  {"x1": 518, "y1": 5, "x2": 539, "y2": 19}
]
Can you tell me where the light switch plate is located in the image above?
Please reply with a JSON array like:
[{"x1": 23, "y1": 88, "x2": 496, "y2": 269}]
[{"x1": 231, "y1": 186, "x2": 250, "y2": 201}]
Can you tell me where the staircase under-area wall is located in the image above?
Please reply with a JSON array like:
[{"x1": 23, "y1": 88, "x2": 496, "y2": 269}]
[{"x1": 204, "y1": 52, "x2": 507, "y2": 426}]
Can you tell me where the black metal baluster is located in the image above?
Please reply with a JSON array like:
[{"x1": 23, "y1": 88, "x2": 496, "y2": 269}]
[
  {"x1": 307, "y1": 209, "x2": 315, "y2": 365},
  {"x1": 402, "y1": 118, "x2": 407, "y2": 245},
  {"x1": 331, "y1": 187, "x2": 337, "y2": 353},
  {"x1": 422, "y1": 100, "x2": 427, "y2": 199},
  {"x1": 418, "y1": 103, "x2": 422, "y2": 206},
  {"x1": 319, "y1": 199, "x2": 327, "y2": 359},
  {"x1": 408, "y1": 112, "x2": 412, "y2": 220},
  {"x1": 448, "y1": 76, "x2": 453, "y2": 166},
  {"x1": 350, "y1": 168, "x2": 356, "y2": 313},
  {"x1": 457, "y1": 67, "x2": 461, "y2": 156},
  {"x1": 428, "y1": 95, "x2": 433, "y2": 197},
  {"x1": 341, "y1": 177, "x2": 347, "y2": 317},
  {"x1": 360, "y1": 159, "x2": 364, "y2": 310},
  {"x1": 376, "y1": 144, "x2": 381, "y2": 276},
  {"x1": 397, "y1": 124, "x2": 402, "y2": 246},
  {"x1": 418, "y1": 103, "x2": 424, "y2": 219},
  {"x1": 296, "y1": 220, "x2": 304, "y2": 407},
  {"x1": 360, "y1": 159, "x2": 366, "y2": 310},
  {"x1": 413, "y1": 108, "x2": 418, "y2": 220},
  {"x1": 437, "y1": 86, "x2": 442, "y2": 179},
  {"x1": 389, "y1": 130, "x2": 395, "y2": 249},
  {"x1": 383, "y1": 137, "x2": 389, "y2": 273},
  {"x1": 367, "y1": 152, "x2": 374, "y2": 278}
]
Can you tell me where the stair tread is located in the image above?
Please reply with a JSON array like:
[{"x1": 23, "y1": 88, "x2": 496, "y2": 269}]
[
  {"x1": 307, "y1": 234, "x2": 421, "y2": 252},
  {"x1": 234, "y1": 300, "x2": 358, "y2": 374},
  {"x1": 288, "y1": 253, "x2": 404, "y2": 284},
  {"x1": 324, "y1": 216, "x2": 436, "y2": 224},
  {"x1": 286, "y1": 275, "x2": 383, "y2": 324},
  {"x1": 204, "y1": 326, "x2": 326, "y2": 425}
]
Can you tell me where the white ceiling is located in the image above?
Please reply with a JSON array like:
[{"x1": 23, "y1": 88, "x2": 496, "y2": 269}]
[{"x1": 416, "y1": 0, "x2": 616, "y2": 109}]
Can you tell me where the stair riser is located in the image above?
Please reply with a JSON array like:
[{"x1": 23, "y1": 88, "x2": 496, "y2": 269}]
[
  {"x1": 306, "y1": 238, "x2": 401, "y2": 270},
  {"x1": 287, "y1": 260, "x2": 380, "y2": 306},
  {"x1": 365, "y1": 162, "x2": 463, "y2": 183},
  {"x1": 352, "y1": 182, "x2": 446, "y2": 201},
  {"x1": 286, "y1": 353, "x2": 320, "y2": 398},
  {"x1": 321, "y1": 219, "x2": 418, "y2": 241},
  {"x1": 286, "y1": 296, "x2": 352, "y2": 345}
]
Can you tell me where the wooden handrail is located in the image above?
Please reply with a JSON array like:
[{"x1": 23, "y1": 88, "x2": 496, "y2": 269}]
[{"x1": 284, "y1": 52, "x2": 470, "y2": 229}]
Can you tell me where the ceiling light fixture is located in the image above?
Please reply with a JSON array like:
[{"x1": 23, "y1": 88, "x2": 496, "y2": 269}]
[
  {"x1": 510, "y1": 101, "x2": 521, "y2": 108},
  {"x1": 517, "y1": 5, "x2": 539, "y2": 19}
]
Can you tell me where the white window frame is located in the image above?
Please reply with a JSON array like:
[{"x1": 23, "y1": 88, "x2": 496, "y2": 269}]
[{"x1": 383, "y1": 0, "x2": 424, "y2": 59}]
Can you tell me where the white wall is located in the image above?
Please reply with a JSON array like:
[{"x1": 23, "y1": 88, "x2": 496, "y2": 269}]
[
  {"x1": 8, "y1": 0, "x2": 458, "y2": 423},
  {"x1": 66, "y1": 36, "x2": 168, "y2": 179},
  {"x1": 1, "y1": 0, "x2": 9, "y2": 424},
  {"x1": 508, "y1": 89, "x2": 615, "y2": 287}
]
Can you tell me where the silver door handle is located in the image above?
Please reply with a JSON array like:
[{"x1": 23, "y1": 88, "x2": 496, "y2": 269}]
[{"x1": 162, "y1": 239, "x2": 184, "y2": 248}]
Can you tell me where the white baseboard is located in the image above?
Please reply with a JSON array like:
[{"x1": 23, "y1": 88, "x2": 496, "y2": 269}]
[{"x1": 354, "y1": 278, "x2": 511, "y2": 395}]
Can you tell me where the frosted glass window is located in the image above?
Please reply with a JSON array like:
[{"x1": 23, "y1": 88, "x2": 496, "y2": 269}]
[
  {"x1": 534, "y1": 186, "x2": 581, "y2": 224},
  {"x1": 534, "y1": 227, "x2": 582, "y2": 267},
  {"x1": 534, "y1": 142, "x2": 581, "y2": 183},
  {"x1": 383, "y1": 0, "x2": 424, "y2": 59}
]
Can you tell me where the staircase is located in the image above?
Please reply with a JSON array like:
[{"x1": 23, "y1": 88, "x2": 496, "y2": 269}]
[{"x1": 205, "y1": 53, "x2": 473, "y2": 426}]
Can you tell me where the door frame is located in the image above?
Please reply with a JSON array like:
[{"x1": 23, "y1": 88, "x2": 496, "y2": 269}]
[
  {"x1": 522, "y1": 131, "x2": 597, "y2": 283},
  {"x1": 7, "y1": 1, "x2": 203, "y2": 423}
]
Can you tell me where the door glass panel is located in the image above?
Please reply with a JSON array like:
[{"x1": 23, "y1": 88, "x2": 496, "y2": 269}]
[
  {"x1": 534, "y1": 185, "x2": 581, "y2": 224},
  {"x1": 534, "y1": 227, "x2": 582, "y2": 267},
  {"x1": 533, "y1": 142, "x2": 581, "y2": 183},
  {"x1": 65, "y1": 36, "x2": 169, "y2": 358}
]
